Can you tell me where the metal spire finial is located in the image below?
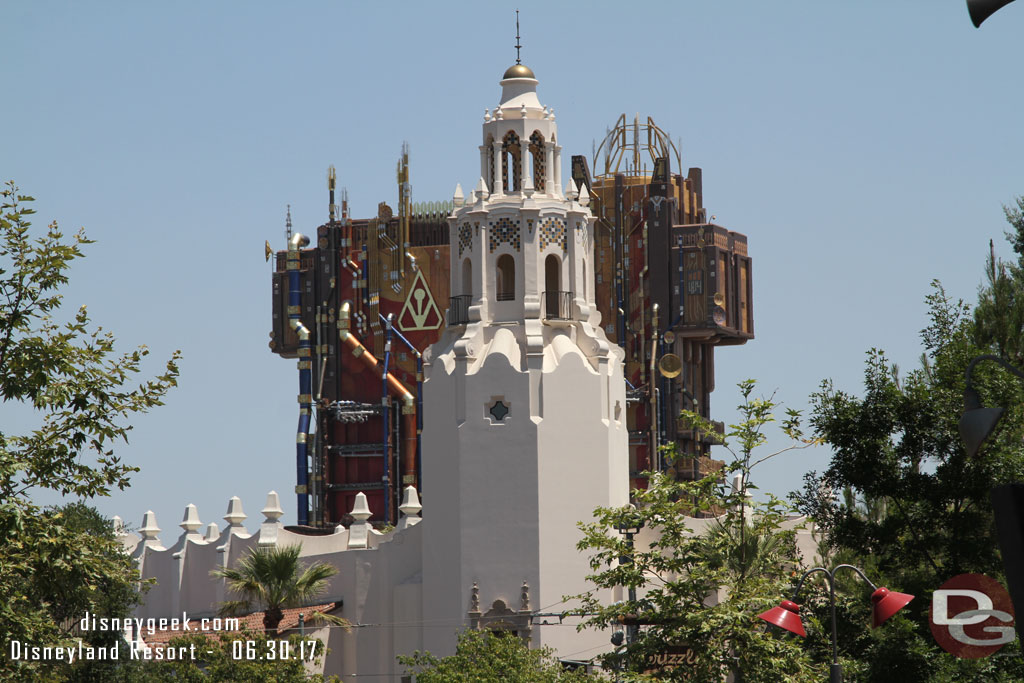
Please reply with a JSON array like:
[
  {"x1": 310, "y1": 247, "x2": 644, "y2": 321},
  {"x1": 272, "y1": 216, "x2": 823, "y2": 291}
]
[
  {"x1": 515, "y1": 10, "x2": 521, "y2": 65},
  {"x1": 285, "y1": 204, "x2": 292, "y2": 240},
  {"x1": 328, "y1": 164, "x2": 337, "y2": 222}
]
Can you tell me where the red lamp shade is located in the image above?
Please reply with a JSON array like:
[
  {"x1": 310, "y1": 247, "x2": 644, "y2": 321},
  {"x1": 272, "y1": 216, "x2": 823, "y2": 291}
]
[
  {"x1": 871, "y1": 587, "x2": 914, "y2": 628},
  {"x1": 758, "y1": 599, "x2": 806, "y2": 637}
]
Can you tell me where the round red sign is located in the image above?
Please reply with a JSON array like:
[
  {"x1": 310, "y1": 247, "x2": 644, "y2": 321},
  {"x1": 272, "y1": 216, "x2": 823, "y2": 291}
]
[{"x1": 929, "y1": 573, "x2": 1015, "y2": 658}]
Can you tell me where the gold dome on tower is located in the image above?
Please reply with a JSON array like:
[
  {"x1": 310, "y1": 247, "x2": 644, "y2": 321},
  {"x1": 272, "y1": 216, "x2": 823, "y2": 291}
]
[{"x1": 502, "y1": 64, "x2": 535, "y2": 79}]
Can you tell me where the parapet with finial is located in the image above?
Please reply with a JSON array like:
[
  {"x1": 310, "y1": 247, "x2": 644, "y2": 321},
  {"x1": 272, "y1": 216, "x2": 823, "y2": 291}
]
[
  {"x1": 224, "y1": 496, "x2": 248, "y2": 533},
  {"x1": 397, "y1": 486, "x2": 423, "y2": 531},
  {"x1": 258, "y1": 490, "x2": 285, "y2": 546},
  {"x1": 125, "y1": 488, "x2": 427, "y2": 620}
]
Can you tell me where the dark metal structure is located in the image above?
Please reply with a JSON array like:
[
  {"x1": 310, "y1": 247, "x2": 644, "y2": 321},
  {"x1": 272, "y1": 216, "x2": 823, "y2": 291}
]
[{"x1": 271, "y1": 114, "x2": 755, "y2": 525}]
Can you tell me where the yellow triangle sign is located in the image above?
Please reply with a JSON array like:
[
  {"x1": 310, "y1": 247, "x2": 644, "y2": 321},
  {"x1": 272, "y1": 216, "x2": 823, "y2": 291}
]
[{"x1": 397, "y1": 269, "x2": 443, "y2": 331}]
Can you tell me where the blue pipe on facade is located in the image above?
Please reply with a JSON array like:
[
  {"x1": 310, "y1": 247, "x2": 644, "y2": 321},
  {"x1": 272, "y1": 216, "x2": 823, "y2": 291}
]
[
  {"x1": 376, "y1": 313, "x2": 423, "y2": 495},
  {"x1": 361, "y1": 246, "x2": 369, "y2": 307},
  {"x1": 381, "y1": 313, "x2": 395, "y2": 524},
  {"x1": 338, "y1": 303, "x2": 418, "y2": 511},
  {"x1": 380, "y1": 313, "x2": 417, "y2": 355},
  {"x1": 615, "y1": 280, "x2": 626, "y2": 348},
  {"x1": 416, "y1": 354, "x2": 423, "y2": 493},
  {"x1": 287, "y1": 232, "x2": 312, "y2": 526},
  {"x1": 669, "y1": 235, "x2": 686, "y2": 330}
]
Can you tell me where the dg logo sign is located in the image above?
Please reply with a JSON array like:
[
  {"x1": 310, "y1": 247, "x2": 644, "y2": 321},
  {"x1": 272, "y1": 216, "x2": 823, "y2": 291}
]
[{"x1": 930, "y1": 573, "x2": 1016, "y2": 658}]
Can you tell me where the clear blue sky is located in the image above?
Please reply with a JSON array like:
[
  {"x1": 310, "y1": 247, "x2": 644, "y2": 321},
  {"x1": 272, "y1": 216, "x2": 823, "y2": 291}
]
[{"x1": 5, "y1": 1, "x2": 1023, "y2": 537}]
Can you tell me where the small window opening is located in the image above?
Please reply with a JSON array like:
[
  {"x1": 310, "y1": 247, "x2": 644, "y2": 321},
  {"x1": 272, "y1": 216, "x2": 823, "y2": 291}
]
[{"x1": 496, "y1": 254, "x2": 515, "y2": 301}]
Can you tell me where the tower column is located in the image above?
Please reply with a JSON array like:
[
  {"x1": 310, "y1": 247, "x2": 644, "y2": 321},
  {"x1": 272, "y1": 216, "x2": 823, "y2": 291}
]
[
  {"x1": 554, "y1": 146, "x2": 563, "y2": 197},
  {"x1": 566, "y1": 213, "x2": 581, "y2": 317},
  {"x1": 469, "y1": 213, "x2": 487, "y2": 322},
  {"x1": 544, "y1": 142, "x2": 555, "y2": 195},
  {"x1": 520, "y1": 139, "x2": 533, "y2": 192},
  {"x1": 492, "y1": 141, "x2": 504, "y2": 196},
  {"x1": 479, "y1": 145, "x2": 488, "y2": 192}
]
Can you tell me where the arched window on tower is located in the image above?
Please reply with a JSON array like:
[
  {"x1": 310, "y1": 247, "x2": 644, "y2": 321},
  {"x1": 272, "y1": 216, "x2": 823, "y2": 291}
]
[
  {"x1": 529, "y1": 132, "x2": 546, "y2": 191},
  {"x1": 544, "y1": 254, "x2": 564, "y2": 319},
  {"x1": 502, "y1": 131, "x2": 521, "y2": 192},
  {"x1": 485, "y1": 135, "x2": 495, "y2": 193},
  {"x1": 496, "y1": 254, "x2": 516, "y2": 301},
  {"x1": 462, "y1": 258, "x2": 473, "y2": 296}
]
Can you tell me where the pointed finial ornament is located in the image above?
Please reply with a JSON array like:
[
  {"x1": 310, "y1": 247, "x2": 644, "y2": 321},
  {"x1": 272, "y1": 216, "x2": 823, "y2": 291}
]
[
  {"x1": 140, "y1": 511, "x2": 161, "y2": 540},
  {"x1": 180, "y1": 503, "x2": 202, "y2": 533},
  {"x1": 566, "y1": 178, "x2": 579, "y2": 201},
  {"x1": 578, "y1": 182, "x2": 591, "y2": 207},
  {"x1": 262, "y1": 491, "x2": 284, "y2": 523},
  {"x1": 515, "y1": 9, "x2": 522, "y2": 65},
  {"x1": 474, "y1": 177, "x2": 489, "y2": 202},
  {"x1": 224, "y1": 496, "x2": 247, "y2": 527},
  {"x1": 350, "y1": 492, "x2": 372, "y2": 522},
  {"x1": 285, "y1": 204, "x2": 292, "y2": 241}
]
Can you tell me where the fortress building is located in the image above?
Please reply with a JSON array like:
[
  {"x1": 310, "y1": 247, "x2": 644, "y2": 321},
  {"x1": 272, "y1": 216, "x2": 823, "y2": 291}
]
[
  {"x1": 269, "y1": 72, "x2": 754, "y2": 528},
  {"x1": 126, "y1": 60, "x2": 766, "y2": 678}
]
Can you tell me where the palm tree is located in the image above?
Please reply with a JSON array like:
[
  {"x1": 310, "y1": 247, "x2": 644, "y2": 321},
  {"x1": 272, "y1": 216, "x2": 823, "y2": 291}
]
[
  {"x1": 698, "y1": 516, "x2": 797, "y2": 580},
  {"x1": 211, "y1": 544, "x2": 348, "y2": 637}
]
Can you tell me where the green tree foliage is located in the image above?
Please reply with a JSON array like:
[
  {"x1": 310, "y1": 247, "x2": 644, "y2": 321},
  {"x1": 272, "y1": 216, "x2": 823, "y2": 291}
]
[
  {"x1": 793, "y1": 275, "x2": 1024, "y2": 679},
  {"x1": 0, "y1": 182, "x2": 180, "y2": 679},
  {"x1": 108, "y1": 630, "x2": 340, "y2": 682},
  {"x1": 399, "y1": 628, "x2": 604, "y2": 682},
  {"x1": 571, "y1": 382, "x2": 821, "y2": 682},
  {"x1": 975, "y1": 196, "x2": 1024, "y2": 366},
  {"x1": 40, "y1": 502, "x2": 145, "y2": 682},
  {"x1": 211, "y1": 544, "x2": 349, "y2": 638}
]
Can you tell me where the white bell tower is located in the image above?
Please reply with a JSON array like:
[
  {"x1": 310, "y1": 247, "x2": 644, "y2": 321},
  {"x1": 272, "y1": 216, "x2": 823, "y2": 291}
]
[{"x1": 420, "y1": 62, "x2": 629, "y2": 657}]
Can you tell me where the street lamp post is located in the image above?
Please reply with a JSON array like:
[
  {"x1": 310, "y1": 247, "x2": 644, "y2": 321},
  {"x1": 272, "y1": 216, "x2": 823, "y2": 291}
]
[
  {"x1": 958, "y1": 353, "x2": 1024, "y2": 644},
  {"x1": 958, "y1": 354, "x2": 1024, "y2": 458},
  {"x1": 616, "y1": 505, "x2": 645, "y2": 647},
  {"x1": 758, "y1": 564, "x2": 914, "y2": 683}
]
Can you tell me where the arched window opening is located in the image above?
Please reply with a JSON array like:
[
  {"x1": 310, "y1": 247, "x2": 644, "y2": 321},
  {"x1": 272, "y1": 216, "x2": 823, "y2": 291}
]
[
  {"x1": 529, "y1": 132, "x2": 546, "y2": 191},
  {"x1": 544, "y1": 254, "x2": 564, "y2": 318},
  {"x1": 502, "y1": 131, "x2": 521, "y2": 192},
  {"x1": 496, "y1": 254, "x2": 516, "y2": 301},
  {"x1": 462, "y1": 258, "x2": 473, "y2": 296},
  {"x1": 485, "y1": 135, "x2": 495, "y2": 193}
]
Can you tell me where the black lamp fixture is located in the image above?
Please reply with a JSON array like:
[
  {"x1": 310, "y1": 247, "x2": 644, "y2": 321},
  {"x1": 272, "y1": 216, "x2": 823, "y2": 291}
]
[
  {"x1": 959, "y1": 354, "x2": 1024, "y2": 648},
  {"x1": 967, "y1": 0, "x2": 1018, "y2": 28},
  {"x1": 959, "y1": 354, "x2": 1023, "y2": 457},
  {"x1": 615, "y1": 504, "x2": 645, "y2": 537},
  {"x1": 614, "y1": 504, "x2": 645, "y2": 647}
]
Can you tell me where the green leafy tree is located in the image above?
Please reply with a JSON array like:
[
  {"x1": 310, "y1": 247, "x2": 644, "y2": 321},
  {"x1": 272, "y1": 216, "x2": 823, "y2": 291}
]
[
  {"x1": 792, "y1": 279, "x2": 1024, "y2": 681},
  {"x1": 211, "y1": 544, "x2": 349, "y2": 638},
  {"x1": 0, "y1": 182, "x2": 180, "y2": 679},
  {"x1": 399, "y1": 628, "x2": 604, "y2": 682},
  {"x1": 975, "y1": 195, "x2": 1024, "y2": 367},
  {"x1": 571, "y1": 382, "x2": 821, "y2": 682},
  {"x1": 42, "y1": 502, "x2": 145, "y2": 682},
  {"x1": 110, "y1": 630, "x2": 340, "y2": 682}
]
